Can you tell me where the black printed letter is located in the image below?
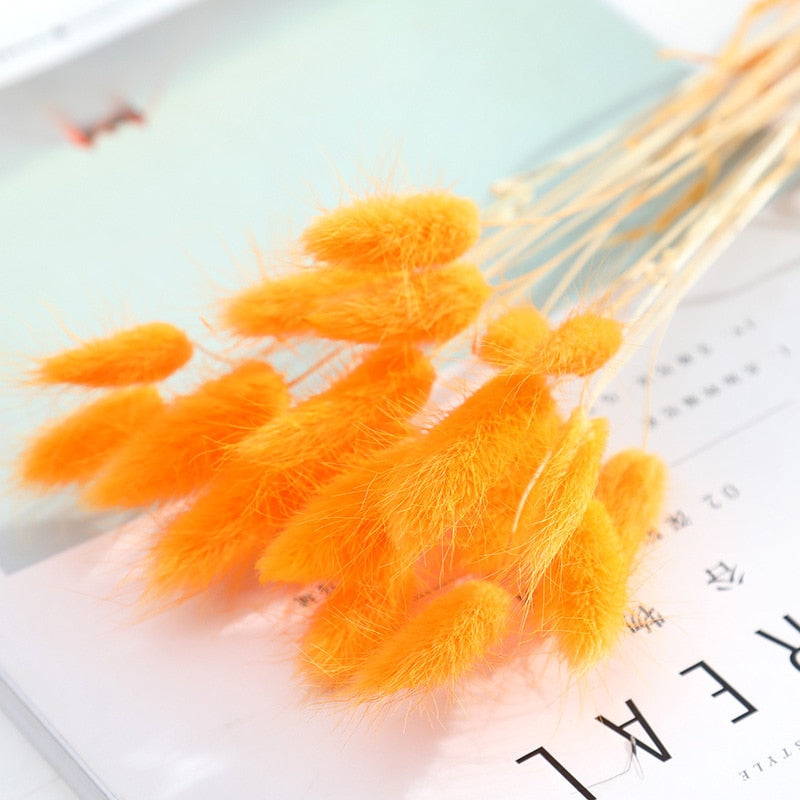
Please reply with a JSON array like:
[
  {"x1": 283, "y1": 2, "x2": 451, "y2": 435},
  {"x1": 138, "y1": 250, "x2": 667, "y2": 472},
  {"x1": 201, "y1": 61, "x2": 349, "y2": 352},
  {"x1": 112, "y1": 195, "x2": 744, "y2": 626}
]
[
  {"x1": 679, "y1": 661, "x2": 757, "y2": 722},
  {"x1": 596, "y1": 699, "x2": 671, "y2": 762},
  {"x1": 756, "y1": 615, "x2": 800, "y2": 671},
  {"x1": 516, "y1": 747, "x2": 595, "y2": 799}
]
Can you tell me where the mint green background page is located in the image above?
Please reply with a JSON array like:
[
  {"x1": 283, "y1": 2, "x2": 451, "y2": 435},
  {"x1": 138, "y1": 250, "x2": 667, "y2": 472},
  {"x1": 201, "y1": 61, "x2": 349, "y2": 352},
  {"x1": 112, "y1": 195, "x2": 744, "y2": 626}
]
[{"x1": 0, "y1": 0, "x2": 679, "y2": 569}]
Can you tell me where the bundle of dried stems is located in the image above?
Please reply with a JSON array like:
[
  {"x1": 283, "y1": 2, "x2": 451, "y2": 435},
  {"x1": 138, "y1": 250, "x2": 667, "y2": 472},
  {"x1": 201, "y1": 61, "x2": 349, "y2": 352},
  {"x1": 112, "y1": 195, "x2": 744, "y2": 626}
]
[{"x1": 476, "y1": 0, "x2": 800, "y2": 407}]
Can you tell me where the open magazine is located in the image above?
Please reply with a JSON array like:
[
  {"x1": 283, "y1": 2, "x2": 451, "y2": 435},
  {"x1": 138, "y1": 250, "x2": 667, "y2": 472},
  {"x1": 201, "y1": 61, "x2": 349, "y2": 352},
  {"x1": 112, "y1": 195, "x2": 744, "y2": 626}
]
[{"x1": 4, "y1": 1, "x2": 797, "y2": 798}]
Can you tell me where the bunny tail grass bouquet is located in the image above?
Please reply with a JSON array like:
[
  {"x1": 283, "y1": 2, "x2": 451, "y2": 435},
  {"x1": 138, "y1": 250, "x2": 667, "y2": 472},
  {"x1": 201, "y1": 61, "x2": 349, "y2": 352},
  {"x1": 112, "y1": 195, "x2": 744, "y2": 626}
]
[{"x1": 17, "y1": 0, "x2": 800, "y2": 704}]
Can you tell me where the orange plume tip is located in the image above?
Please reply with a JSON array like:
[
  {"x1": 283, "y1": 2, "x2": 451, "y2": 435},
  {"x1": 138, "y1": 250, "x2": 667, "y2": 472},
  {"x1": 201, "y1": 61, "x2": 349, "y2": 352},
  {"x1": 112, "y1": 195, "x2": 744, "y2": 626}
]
[
  {"x1": 378, "y1": 372, "x2": 554, "y2": 564},
  {"x1": 143, "y1": 458, "x2": 336, "y2": 600},
  {"x1": 304, "y1": 261, "x2": 492, "y2": 345},
  {"x1": 221, "y1": 268, "x2": 375, "y2": 338},
  {"x1": 478, "y1": 306, "x2": 551, "y2": 367},
  {"x1": 519, "y1": 313, "x2": 623, "y2": 377},
  {"x1": 479, "y1": 310, "x2": 622, "y2": 377},
  {"x1": 35, "y1": 322, "x2": 193, "y2": 387},
  {"x1": 351, "y1": 580, "x2": 513, "y2": 698},
  {"x1": 145, "y1": 346, "x2": 435, "y2": 599},
  {"x1": 301, "y1": 191, "x2": 481, "y2": 271},
  {"x1": 256, "y1": 456, "x2": 400, "y2": 588},
  {"x1": 596, "y1": 449, "x2": 668, "y2": 565},
  {"x1": 233, "y1": 346, "x2": 435, "y2": 469},
  {"x1": 82, "y1": 361, "x2": 289, "y2": 509},
  {"x1": 299, "y1": 534, "x2": 416, "y2": 688},
  {"x1": 145, "y1": 486, "x2": 273, "y2": 599},
  {"x1": 300, "y1": 577, "x2": 414, "y2": 689},
  {"x1": 17, "y1": 386, "x2": 164, "y2": 490},
  {"x1": 509, "y1": 410, "x2": 609, "y2": 601},
  {"x1": 256, "y1": 490, "x2": 371, "y2": 587},
  {"x1": 223, "y1": 262, "x2": 492, "y2": 345},
  {"x1": 447, "y1": 399, "x2": 564, "y2": 580},
  {"x1": 315, "y1": 342, "x2": 435, "y2": 396},
  {"x1": 534, "y1": 499, "x2": 629, "y2": 669}
]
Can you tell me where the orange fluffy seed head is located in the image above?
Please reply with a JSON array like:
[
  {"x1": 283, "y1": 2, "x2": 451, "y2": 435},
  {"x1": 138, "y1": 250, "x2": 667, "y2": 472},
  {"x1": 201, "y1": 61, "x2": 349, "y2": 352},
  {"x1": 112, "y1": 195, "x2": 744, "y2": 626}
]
[
  {"x1": 509, "y1": 410, "x2": 609, "y2": 601},
  {"x1": 304, "y1": 261, "x2": 492, "y2": 345},
  {"x1": 223, "y1": 261, "x2": 491, "y2": 345},
  {"x1": 527, "y1": 313, "x2": 623, "y2": 377},
  {"x1": 448, "y1": 398, "x2": 563, "y2": 581},
  {"x1": 317, "y1": 342, "x2": 435, "y2": 399},
  {"x1": 256, "y1": 458, "x2": 390, "y2": 587},
  {"x1": 83, "y1": 361, "x2": 289, "y2": 509},
  {"x1": 35, "y1": 323, "x2": 193, "y2": 387},
  {"x1": 144, "y1": 346, "x2": 435, "y2": 600},
  {"x1": 534, "y1": 499, "x2": 628, "y2": 669},
  {"x1": 351, "y1": 580, "x2": 513, "y2": 698},
  {"x1": 18, "y1": 386, "x2": 164, "y2": 490},
  {"x1": 379, "y1": 373, "x2": 554, "y2": 566},
  {"x1": 300, "y1": 192, "x2": 481, "y2": 270},
  {"x1": 221, "y1": 268, "x2": 375, "y2": 338},
  {"x1": 144, "y1": 477, "x2": 315, "y2": 601},
  {"x1": 477, "y1": 306, "x2": 551, "y2": 368},
  {"x1": 595, "y1": 449, "x2": 667, "y2": 566},
  {"x1": 300, "y1": 571, "x2": 414, "y2": 689}
]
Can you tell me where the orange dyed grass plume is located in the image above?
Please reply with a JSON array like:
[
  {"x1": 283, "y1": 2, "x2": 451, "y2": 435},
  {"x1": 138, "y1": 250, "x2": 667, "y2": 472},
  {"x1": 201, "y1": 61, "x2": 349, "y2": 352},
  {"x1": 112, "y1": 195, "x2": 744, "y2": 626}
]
[
  {"x1": 222, "y1": 267, "x2": 375, "y2": 339},
  {"x1": 477, "y1": 306, "x2": 551, "y2": 367},
  {"x1": 17, "y1": 186, "x2": 668, "y2": 705},
  {"x1": 84, "y1": 360, "x2": 290, "y2": 509},
  {"x1": 223, "y1": 261, "x2": 490, "y2": 345},
  {"x1": 18, "y1": 386, "x2": 164, "y2": 490},
  {"x1": 144, "y1": 345, "x2": 435, "y2": 601},
  {"x1": 299, "y1": 540, "x2": 416, "y2": 689},
  {"x1": 353, "y1": 580, "x2": 513, "y2": 697},
  {"x1": 532, "y1": 499, "x2": 630, "y2": 670},
  {"x1": 35, "y1": 322, "x2": 192, "y2": 387},
  {"x1": 301, "y1": 191, "x2": 481, "y2": 270}
]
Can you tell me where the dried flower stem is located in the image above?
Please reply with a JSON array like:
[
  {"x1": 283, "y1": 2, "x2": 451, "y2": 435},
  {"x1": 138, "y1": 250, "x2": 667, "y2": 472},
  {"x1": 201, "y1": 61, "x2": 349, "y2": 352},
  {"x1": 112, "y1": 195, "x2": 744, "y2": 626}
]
[{"x1": 469, "y1": 0, "x2": 800, "y2": 404}]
